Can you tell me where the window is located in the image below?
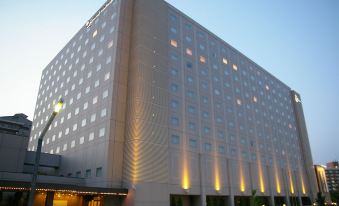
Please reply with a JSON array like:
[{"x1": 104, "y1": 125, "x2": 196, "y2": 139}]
[
  {"x1": 103, "y1": 90, "x2": 108, "y2": 98},
  {"x1": 171, "y1": 100, "x2": 179, "y2": 109},
  {"x1": 91, "y1": 113, "x2": 96, "y2": 122},
  {"x1": 75, "y1": 107, "x2": 79, "y2": 115},
  {"x1": 108, "y1": 40, "x2": 113, "y2": 48},
  {"x1": 232, "y1": 64, "x2": 238, "y2": 71},
  {"x1": 71, "y1": 140, "x2": 75, "y2": 148},
  {"x1": 188, "y1": 105, "x2": 195, "y2": 113},
  {"x1": 101, "y1": 108, "x2": 107, "y2": 117},
  {"x1": 73, "y1": 124, "x2": 77, "y2": 131},
  {"x1": 237, "y1": 99, "x2": 242, "y2": 105},
  {"x1": 85, "y1": 86, "x2": 90, "y2": 94},
  {"x1": 186, "y1": 48, "x2": 192, "y2": 56},
  {"x1": 104, "y1": 72, "x2": 110, "y2": 80},
  {"x1": 81, "y1": 119, "x2": 86, "y2": 127},
  {"x1": 89, "y1": 132, "x2": 94, "y2": 141},
  {"x1": 63, "y1": 143, "x2": 67, "y2": 151},
  {"x1": 76, "y1": 171, "x2": 81, "y2": 178},
  {"x1": 170, "y1": 39, "x2": 178, "y2": 47},
  {"x1": 189, "y1": 139, "x2": 197, "y2": 148},
  {"x1": 85, "y1": 169, "x2": 91, "y2": 178},
  {"x1": 171, "y1": 135, "x2": 179, "y2": 144},
  {"x1": 171, "y1": 117, "x2": 179, "y2": 126},
  {"x1": 219, "y1": 146, "x2": 225, "y2": 154},
  {"x1": 253, "y1": 96, "x2": 257, "y2": 102},
  {"x1": 93, "y1": 96, "x2": 98, "y2": 104},
  {"x1": 222, "y1": 58, "x2": 228, "y2": 64},
  {"x1": 170, "y1": 27, "x2": 177, "y2": 33},
  {"x1": 99, "y1": 128, "x2": 105, "y2": 137},
  {"x1": 93, "y1": 30, "x2": 98, "y2": 38},
  {"x1": 96, "y1": 167, "x2": 102, "y2": 177},
  {"x1": 204, "y1": 143, "x2": 212, "y2": 152},
  {"x1": 80, "y1": 136, "x2": 84, "y2": 144},
  {"x1": 84, "y1": 102, "x2": 88, "y2": 110},
  {"x1": 170, "y1": 84, "x2": 178, "y2": 92},
  {"x1": 199, "y1": 56, "x2": 206, "y2": 63},
  {"x1": 95, "y1": 80, "x2": 100, "y2": 87}
]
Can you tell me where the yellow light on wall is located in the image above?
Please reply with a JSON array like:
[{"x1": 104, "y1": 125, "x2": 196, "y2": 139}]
[
  {"x1": 182, "y1": 144, "x2": 190, "y2": 190},
  {"x1": 240, "y1": 166, "x2": 245, "y2": 192}
]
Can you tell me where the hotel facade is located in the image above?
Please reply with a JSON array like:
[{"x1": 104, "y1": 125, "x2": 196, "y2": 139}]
[{"x1": 28, "y1": 0, "x2": 317, "y2": 205}]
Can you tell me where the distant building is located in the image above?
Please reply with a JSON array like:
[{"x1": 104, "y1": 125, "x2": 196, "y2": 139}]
[
  {"x1": 0, "y1": 113, "x2": 126, "y2": 206},
  {"x1": 325, "y1": 161, "x2": 339, "y2": 191},
  {"x1": 0, "y1": 113, "x2": 32, "y2": 137}
]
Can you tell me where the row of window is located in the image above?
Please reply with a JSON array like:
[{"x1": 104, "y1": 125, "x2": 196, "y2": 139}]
[{"x1": 69, "y1": 167, "x2": 102, "y2": 178}]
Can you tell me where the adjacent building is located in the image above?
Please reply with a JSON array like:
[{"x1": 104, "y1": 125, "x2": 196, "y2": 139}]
[
  {"x1": 27, "y1": 0, "x2": 317, "y2": 205},
  {"x1": 0, "y1": 114, "x2": 126, "y2": 206},
  {"x1": 326, "y1": 161, "x2": 339, "y2": 191}
]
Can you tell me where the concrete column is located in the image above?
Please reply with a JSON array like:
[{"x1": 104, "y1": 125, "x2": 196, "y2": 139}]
[
  {"x1": 285, "y1": 195, "x2": 291, "y2": 206},
  {"x1": 44, "y1": 191, "x2": 54, "y2": 206},
  {"x1": 228, "y1": 194, "x2": 235, "y2": 206},
  {"x1": 298, "y1": 196, "x2": 303, "y2": 206},
  {"x1": 199, "y1": 153, "x2": 206, "y2": 206},
  {"x1": 269, "y1": 195, "x2": 275, "y2": 206}
]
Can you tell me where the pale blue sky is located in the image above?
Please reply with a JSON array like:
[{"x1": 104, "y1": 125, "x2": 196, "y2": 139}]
[{"x1": 0, "y1": 0, "x2": 338, "y2": 164}]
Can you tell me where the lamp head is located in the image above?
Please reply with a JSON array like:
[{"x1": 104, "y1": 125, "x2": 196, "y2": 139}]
[{"x1": 54, "y1": 99, "x2": 64, "y2": 113}]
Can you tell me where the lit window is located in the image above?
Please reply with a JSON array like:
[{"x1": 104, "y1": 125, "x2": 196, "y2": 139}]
[
  {"x1": 91, "y1": 114, "x2": 96, "y2": 122},
  {"x1": 186, "y1": 48, "x2": 192, "y2": 56},
  {"x1": 95, "y1": 80, "x2": 100, "y2": 87},
  {"x1": 265, "y1": 85, "x2": 270, "y2": 90},
  {"x1": 232, "y1": 64, "x2": 238, "y2": 71},
  {"x1": 199, "y1": 56, "x2": 206, "y2": 63},
  {"x1": 83, "y1": 102, "x2": 88, "y2": 110},
  {"x1": 106, "y1": 56, "x2": 112, "y2": 64},
  {"x1": 93, "y1": 96, "x2": 98, "y2": 104},
  {"x1": 80, "y1": 136, "x2": 84, "y2": 144},
  {"x1": 103, "y1": 90, "x2": 108, "y2": 99},
  {"x1": 85, "y1": 86, "x2": 90, "y2": 94},
  {"x1": 108, "y1": 40, "x2": 113, "y2": 48},
  {"x1": 104, "y1": 72, "x2": 110, "y2": 80},
  {"x1": 96, "y1": 64, "x2": 102, "y2": 71},
  {"x1": 170, "y1": 27, "x2": 177, "y2": 33},
  {"x1": 93, "y1": 30, "x2": 98, "y2": 38},
  {"x1": 170, "y1": 39, "x2": 178, "y2": 47},
  {"x1": 237, "y1": 99, "x2": 242, "y2": 105},
  {"x1": 99, "y1": 128, "x2": 105, "y2": 137},
  {"x1": 81, "y1": 119, "x2": 86, "y2": 127},
  {"x1": 71, "y1": 140, "x2": 75, "y2": 148},
  {"x1": 63, "y1": 143, "x2": 67, "y2": 151},
  {"x1": 100, "y1": 108, "x2": 107, "y2": 117},
  {"x1": 222, "y1": 58, "x2": 228, "y2": 64},
  {"x1": 75, "y1": 107, "x2": 79, "y2": 115},
  {"x1": 89, "y1": 132, "x2": 94, "y2": 141},
  {"x1": 171, "y1": 135, "x2": 180, "y2": 144},
  {"x1": 73, "y1": 123, "x2": 77, "y2": 131},
  {"x1": 253, "y1": 96, "x2": 257, "y2": 102}
]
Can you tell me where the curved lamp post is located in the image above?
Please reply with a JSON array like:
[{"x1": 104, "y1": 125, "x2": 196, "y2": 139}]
[{"x1": 27, "y1": 99, "x2": 64, "y2": 206}]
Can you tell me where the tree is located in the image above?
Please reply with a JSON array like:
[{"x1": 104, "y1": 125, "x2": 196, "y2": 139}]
[
  {"x1": 250, "y1": 189, "x2": 260, "y2": 206},
  {"x1": 330, "y1": 190, "x2": 339, "y2": 204}
]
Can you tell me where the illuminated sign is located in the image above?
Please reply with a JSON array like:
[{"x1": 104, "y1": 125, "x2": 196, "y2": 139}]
[{"x1": 86, "y1": 0, "x2": 114, "y2": 28}]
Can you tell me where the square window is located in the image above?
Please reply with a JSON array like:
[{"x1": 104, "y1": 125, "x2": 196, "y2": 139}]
[
  {"x1": 93, "y1": 30, "x2": 98, "y2": 38},
  {"x1": 89, "y1": 132, "x2": 94, "y2": 141},
  {"x1": 71, "y1": 140, "x2": 75, "y2": 148},
  {"x1": 101, "y1": 108, "x2": 107, "y2": 117},
  {"x1": 99, "y1": 128, "x2": 105, "y2": 137},
  {"x1": 103, "y1": 90, "x2": 108, "y2": 98},
  {"x1": 222, "y1": 58, "x2": 228, "y2": 64},
  {"x1": 189, "y1": 139, "x2": 197, "y2": 148},
  {"x1": 96, "y1": 167, "x2": 102, "y2": 177},
  {"x1": 186, "y1": 48, "x2": 192, "y2": 56},
  {"x1": 171, "y1": 135, "x2": 180, "y2": 144},
  {"x1": 170, "y1": 39, "x2": 178, "y2": 47},
  {"x1": 85, "y1": 169, "x2": 91, "y2": 178},
  {"x1": 91, "y1": 114, "x2": 96, "y2": 122},
  {"x1": 232, "y1": 64, "x2": 238, "y2": 71},
  {"x1": 199, "y1": 56, "x2": 206, "y2": 63},
  {"x1": 80, "y1": 136, "x2": 84, "y2": 144}
]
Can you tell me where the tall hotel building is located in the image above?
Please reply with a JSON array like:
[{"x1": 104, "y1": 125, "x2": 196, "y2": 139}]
[{"x1": 28, "y1": 0, "x2": 317, "y2": 205}]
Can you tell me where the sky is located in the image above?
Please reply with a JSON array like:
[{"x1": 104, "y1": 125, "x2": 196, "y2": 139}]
[{"x1": 0, "y1": 0, "x2": 338, "y2": 164}]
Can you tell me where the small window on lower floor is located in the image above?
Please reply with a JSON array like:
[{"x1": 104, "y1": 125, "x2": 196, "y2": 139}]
[
  {"x1": 171, "y1": 135, "x2": 180, "y2": 145},
  {"x1": 96, "y1": 167, "x2": 102, "y2": 177},
  {"x1": 85, "y1": 169, "x2": 91, "y2": 178},
  {"x1": 76, "y1": 171, "x2": 81, "y2": 178}
]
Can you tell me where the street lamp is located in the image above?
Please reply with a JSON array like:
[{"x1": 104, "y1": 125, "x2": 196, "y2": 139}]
[{"x1": 27, "y1": 99, "x2": 64, "y2": 206}]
